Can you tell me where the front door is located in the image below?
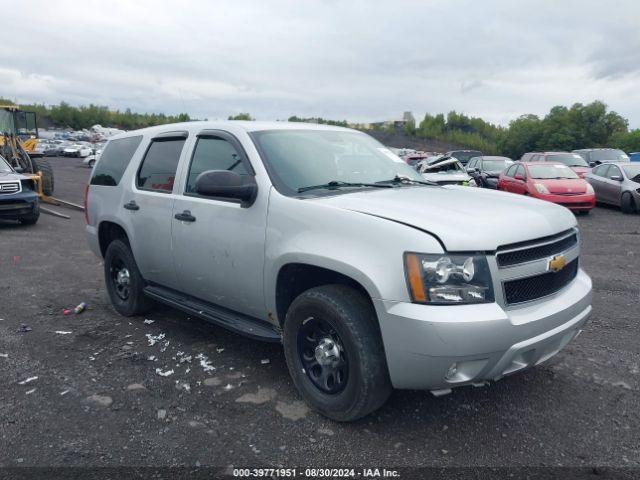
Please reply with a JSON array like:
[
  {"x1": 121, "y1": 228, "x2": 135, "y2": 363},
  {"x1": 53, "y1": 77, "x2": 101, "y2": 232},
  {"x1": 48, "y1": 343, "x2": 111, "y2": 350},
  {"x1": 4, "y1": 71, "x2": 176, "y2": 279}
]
[
  {"x1": 602, "y1": 164, "x2": 623, "y2": 205},
  {"x1": 171, "y1": 131, "x2": 267, "y2": 319}
]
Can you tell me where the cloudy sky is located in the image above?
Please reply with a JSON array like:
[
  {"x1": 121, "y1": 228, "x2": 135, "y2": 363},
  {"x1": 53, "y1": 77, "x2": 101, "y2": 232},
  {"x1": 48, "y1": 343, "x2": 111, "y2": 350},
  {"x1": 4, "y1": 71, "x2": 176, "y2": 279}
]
[{"x1": 2, "y1": 0, "x2": 640, "y2": 126}]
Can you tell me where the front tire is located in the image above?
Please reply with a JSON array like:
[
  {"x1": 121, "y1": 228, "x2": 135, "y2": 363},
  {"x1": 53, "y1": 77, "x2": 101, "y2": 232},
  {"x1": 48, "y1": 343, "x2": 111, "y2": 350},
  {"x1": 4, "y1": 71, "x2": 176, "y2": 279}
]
[
  {"x1": 283, "y1": 285, "x2": 392, "y2": 422},
  {"x1": 621, "y1": 192, "x2": 636, "y2": 214},
  {"x1": 19, "y1": 203, "x2": 40, "y2": 225},
  {"x1": 104, "y1": 239, "x2": 153, "y2": 316}
]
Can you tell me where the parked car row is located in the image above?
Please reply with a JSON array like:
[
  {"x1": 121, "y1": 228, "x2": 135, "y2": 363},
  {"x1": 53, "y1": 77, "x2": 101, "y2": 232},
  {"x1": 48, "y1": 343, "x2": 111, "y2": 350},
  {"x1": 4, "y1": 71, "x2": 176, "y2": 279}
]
[{"x1": 394, "y1": 145, "x2": 638, "y2": 215}]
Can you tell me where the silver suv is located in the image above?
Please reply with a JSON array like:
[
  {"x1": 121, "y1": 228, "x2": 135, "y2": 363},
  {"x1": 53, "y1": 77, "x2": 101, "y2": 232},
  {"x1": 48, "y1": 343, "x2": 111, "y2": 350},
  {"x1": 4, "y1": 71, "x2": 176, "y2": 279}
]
[{"x1": 86, "y1": 122, "x2": 592, "y2": 421}]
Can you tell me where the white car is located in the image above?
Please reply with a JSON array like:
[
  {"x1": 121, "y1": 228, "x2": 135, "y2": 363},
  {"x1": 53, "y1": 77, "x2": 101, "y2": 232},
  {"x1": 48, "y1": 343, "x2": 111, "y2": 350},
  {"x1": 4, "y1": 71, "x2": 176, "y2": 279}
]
[
  {"x1": 419, "y1": 156, "x2": 471, "y2": 185},
  {"x1": 63, "y1": 144, "x2": 93, "y2": 158}
]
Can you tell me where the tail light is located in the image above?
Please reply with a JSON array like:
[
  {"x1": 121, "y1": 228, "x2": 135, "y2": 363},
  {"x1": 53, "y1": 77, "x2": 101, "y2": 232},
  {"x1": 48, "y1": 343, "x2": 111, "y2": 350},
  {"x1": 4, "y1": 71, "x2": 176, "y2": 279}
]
[{"x1": 84, "y1": 184, "x2": 90, "y2": 224}]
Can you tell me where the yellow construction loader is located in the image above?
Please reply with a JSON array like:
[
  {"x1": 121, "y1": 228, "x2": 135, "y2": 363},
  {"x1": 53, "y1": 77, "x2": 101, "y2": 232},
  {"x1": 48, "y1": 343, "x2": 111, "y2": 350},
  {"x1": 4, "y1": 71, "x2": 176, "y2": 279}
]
[{"x1": 0, "y1": 105, "x2": 54, "y2": 195}]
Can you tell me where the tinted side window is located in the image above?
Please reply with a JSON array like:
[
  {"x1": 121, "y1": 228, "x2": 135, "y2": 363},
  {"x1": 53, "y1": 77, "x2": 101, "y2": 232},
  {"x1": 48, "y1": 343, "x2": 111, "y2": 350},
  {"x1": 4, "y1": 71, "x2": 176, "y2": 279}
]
[
  {"x1": 186, "y1": 137, "x2": 249, "y2": 194},
  {"x1": 515, "y1": 165, "x2": 525, "y2": 178},
  {"x1": 505, "y1": 165, "x2": 516, "y2": 177},
  {"x1": 137, "y1": 139, "x2": 186, "y2": 193},
  {"x1": 90, "y1": 136, "x2": 142, "y2": 186}
]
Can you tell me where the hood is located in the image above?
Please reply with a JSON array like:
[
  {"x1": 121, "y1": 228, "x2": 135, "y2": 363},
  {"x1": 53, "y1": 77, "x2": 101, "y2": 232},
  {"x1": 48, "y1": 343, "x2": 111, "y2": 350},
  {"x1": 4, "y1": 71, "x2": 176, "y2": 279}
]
[
  {"x1": 0, "y1": 170, "x2": 30, "y2": 181},
  {"x1": 570, "y1": 166, "x2": 591, "y2": 178},
  {"x1": 311, "y1": 186, "x2": 576, "y2": 251},
  {"x1": 421, "y1": 172, "x2": 470, "y2": 183},
  {"x1": 536, "y1": 178, "x2": 588, "y2": 194}
]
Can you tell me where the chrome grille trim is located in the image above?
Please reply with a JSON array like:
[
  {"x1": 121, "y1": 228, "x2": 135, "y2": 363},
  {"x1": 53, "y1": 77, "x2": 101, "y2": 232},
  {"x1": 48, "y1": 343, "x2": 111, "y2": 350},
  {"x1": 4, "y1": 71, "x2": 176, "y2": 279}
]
[{"x1": 0, "y1": 181, "x2": 21, "y2": 195}]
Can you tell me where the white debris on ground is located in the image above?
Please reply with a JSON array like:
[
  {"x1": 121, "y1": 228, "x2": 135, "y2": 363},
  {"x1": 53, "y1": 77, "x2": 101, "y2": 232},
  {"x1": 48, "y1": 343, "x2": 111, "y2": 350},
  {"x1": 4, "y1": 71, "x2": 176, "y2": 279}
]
[
  {"x1": 195, "y1": 353, "x2": 215, "y2": 372},
  {"x1": 145, "y1": 333, "x2": 165, "y2": 346},
  {"x1": 55, "y1": 331, "x2": 73, "y2": 335},
  {"x1": 216, "y1": 348, "x2": 225, "y2": 353},
  {"x1": 0, "y1": 353, "x2": 8, "y2": 358},
  {"x1": 223, "y1": 383, "x2": 234, "y2": 391},
  {"x1": 155, "y1": 368, "x2": 174, "y2": 377},
  {"x1": 60, "y1": 390, "x2": 70, "y2": 396},
  {"x1": 148, "y1": 355, "x2": 156, "y2": 361},
  {"x1": 143, "y1": 319, "x2": 155, "y2": 324},
  {"x1": 160, "y1": 341, "x2": 170, "y2": 352},
  {"x1": 260, "y1": 359, "x2": 270, "y2": 365},
  {"x1": 18, "y1": 376, "x2": 38, "y2": 385},
  {"x1": 25, "y1": 388, "x2": 36, "y2": 395}
]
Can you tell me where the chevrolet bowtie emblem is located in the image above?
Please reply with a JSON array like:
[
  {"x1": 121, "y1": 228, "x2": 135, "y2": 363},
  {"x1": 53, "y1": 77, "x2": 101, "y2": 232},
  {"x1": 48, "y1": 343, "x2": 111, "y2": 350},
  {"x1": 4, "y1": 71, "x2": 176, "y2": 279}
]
[{"x1": 548, "y1": 255, "x2": 566, "y2": 272}]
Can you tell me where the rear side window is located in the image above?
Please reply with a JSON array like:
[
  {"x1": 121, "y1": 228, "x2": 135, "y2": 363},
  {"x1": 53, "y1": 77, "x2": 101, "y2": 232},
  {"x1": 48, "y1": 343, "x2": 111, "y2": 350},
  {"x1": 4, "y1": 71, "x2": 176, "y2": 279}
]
[
  {"x1": 185, "y1": 137, "x2": 250, "y2": 194},
  {"x1": 593, "y1": 164, "x2": 610, "y2": 177},
  {"x1": 137, "y1": 138, "x2": 186, "y2": 193},
  {"x1": 90, "y1": 136, "x2": 142, "y2": 186},
  {"x1": 504, "y1": 165, "x2": 517, "y2": 177}
]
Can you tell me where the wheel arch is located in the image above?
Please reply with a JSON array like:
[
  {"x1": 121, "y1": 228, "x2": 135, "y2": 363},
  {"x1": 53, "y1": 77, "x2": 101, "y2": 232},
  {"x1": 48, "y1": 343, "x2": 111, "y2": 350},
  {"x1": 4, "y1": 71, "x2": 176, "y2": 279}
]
[
  {"x1": 273, "y1": 259, "x2": 380, "y2": 328},
  {"x1": 98, "y1": 220, "x2": 131, "y2": 257}
]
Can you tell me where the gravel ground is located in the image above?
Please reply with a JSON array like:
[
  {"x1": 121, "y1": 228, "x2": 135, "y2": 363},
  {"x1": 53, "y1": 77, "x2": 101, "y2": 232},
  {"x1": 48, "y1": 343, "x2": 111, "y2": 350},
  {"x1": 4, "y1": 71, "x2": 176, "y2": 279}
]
[{"x1": 0, "y1": 157, "x2": 638, "y2": 473}]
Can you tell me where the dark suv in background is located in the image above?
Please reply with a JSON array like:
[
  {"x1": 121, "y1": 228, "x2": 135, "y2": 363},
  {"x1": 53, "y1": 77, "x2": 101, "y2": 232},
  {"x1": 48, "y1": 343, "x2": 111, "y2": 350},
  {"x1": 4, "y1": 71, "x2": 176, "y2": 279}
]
[
  {"x1": 466, "y1": 155, "x2": 514, "y2": 189},
  {"x1": 573, "y1": 148, "x2": 630, "y2": 166},
  {"x1": 445, "y1": 150, "x2": 482, "y2": 166}
]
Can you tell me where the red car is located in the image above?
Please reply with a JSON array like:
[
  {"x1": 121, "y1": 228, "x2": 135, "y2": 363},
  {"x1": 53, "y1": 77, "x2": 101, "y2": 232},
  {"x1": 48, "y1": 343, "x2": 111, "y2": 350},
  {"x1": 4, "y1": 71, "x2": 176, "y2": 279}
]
[
  {"x1": 498, "y1": 162, "x2": 596, "y2": 214},
  {"x1": 525, "y1": 152, "x2": 592, "y2": 178}
]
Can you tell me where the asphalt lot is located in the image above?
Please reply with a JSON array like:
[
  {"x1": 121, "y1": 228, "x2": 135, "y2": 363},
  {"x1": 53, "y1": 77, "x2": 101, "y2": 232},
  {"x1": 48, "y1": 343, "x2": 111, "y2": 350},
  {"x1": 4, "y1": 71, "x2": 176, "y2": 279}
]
[{"x1": 1, "y1": 156, "x2": 639, "y2": 470}]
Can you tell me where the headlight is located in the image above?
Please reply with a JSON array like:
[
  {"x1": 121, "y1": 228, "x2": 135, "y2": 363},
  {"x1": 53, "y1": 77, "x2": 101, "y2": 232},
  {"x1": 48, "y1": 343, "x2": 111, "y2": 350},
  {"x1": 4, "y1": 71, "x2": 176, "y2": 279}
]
[
  {"x1": 404, "y1": 253, "x2": 494, "y2": 304},
  {"x1": 534, "y1": 183, "x2": 550, "y2": 194},
  {"x1": 586, "y1": 183, "x2": 594, "y2": 194}
]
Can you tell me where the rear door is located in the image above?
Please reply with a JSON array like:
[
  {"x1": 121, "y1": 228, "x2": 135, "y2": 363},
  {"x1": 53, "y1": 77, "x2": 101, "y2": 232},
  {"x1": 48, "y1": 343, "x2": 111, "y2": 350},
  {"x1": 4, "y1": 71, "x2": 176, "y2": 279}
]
[
  {"x1": 126, "y1": 131, "x2": 188, "y2": 289},
  {"x1": 587, "y1": 164, "x2": 610, "y2": 203},
  {"x1": 171, "y1": 130, "x2": 267, "y2": 319}
]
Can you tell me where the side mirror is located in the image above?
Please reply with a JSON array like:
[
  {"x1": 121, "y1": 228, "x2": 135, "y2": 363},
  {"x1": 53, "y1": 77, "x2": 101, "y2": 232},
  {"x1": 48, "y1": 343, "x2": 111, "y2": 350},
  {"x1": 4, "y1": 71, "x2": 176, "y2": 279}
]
[
  {"x1": 195, "y1": 170, "x2": 257, "y2": 207},
  {"x1": 589, "y1": 161, "x2": 598, "y2": 168},
  {"x1": 466, "y1": 168, "x2": 475, "y2": 174},
  {"x1": 610, "y1": 175, "x2": 623, "y2": 181},
  {"x1": 14, "y1": 166, "x2": 24, "y2": 173}
]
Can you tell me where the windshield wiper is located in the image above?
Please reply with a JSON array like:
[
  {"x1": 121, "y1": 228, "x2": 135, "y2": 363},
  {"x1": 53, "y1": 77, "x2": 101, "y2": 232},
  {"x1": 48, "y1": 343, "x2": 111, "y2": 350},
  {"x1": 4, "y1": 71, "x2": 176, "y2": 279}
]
[
  {"x1": 375, "y1": 174, "x2": 437, "y2": 186},
  {"x1": 297, "y1": 180, "x2": 393, "y2": 193}
]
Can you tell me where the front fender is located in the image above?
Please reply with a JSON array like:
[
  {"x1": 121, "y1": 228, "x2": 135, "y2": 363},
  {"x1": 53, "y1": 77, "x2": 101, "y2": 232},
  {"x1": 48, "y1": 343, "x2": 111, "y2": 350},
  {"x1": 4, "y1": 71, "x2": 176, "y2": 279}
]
[{"x1": 264, "y1": 190, "x2": 444, "y2": 319}]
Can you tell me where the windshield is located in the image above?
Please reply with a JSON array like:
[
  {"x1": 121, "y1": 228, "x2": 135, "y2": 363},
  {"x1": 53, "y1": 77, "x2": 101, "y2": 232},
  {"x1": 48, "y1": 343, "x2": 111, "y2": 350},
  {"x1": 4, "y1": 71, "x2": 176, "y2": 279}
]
[
  {"x1": 548, "y1": 154, "x2": 589, "y2": 167},
  {"x1": 529, "y1": 164, "x2": 579, "y2": 179},
  {"x1": 450, "y1": 151, "x2": 482, "y2": 163},
  {"x1": 483, "y1": 159, "x2": 513, "y2": 173},
  {"x1": 0, "y1": 155, "x2": 12, "y2": 172},
  {"x1": 251, "y1": 130, "x2": 425, "y2": 195},
  {"x1": 590, "y1": 149, "x2": 629, "y2": 161},
  {"x1": 622, "y1": 164, "x2": 640, "y2": 181}
]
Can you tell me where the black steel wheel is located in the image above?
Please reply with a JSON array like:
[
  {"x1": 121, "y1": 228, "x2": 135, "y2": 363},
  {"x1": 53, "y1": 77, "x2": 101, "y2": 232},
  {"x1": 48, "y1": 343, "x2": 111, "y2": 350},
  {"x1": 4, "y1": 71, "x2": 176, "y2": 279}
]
[
  {"x1": 298, "y1": 316, "x2": 349, "y2": 394},
  {"x1": 104, "y1": 239, "x2": 153, "y2": 316},
  {"x1": 283, "y1": 284, "x2": 392, "y2": 422}
]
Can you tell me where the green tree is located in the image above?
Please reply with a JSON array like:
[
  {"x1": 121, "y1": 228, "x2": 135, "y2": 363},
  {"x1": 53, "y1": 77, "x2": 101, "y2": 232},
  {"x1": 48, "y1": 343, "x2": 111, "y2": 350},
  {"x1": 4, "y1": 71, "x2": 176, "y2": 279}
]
[{"x1": 228, "y1": 113, "x2": 254, "y2": 121}]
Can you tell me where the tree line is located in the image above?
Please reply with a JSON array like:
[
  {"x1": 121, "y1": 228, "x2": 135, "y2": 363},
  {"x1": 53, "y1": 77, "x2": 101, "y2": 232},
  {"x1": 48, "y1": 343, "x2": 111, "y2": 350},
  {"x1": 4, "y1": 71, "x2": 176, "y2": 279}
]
[
  {"x1": 1, "y1": 98, "x2": 191, "y2": 130},
  {"x1": 406, "y1": 101, "x2": 639, "y2": 157},
  {"x1": 3, "y1": 97, "x2": 639, "y2": 155}
]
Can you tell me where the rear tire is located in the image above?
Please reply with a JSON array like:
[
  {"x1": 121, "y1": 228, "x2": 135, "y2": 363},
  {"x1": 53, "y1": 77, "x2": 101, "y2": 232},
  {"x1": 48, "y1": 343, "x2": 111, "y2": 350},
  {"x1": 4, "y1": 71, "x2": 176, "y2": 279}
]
[
  {"x1": 283, "y1": 284, "x2": 392, "y2": 422},
  {"x1": 621, "y1": 192, "x2": 636, "y2": 214},
  {"x1": 104, "y1": 239, "x2": 153, "y2": 316},
  {"x1": 32, "y1": 157, "x2": 54, "y2": 196}
]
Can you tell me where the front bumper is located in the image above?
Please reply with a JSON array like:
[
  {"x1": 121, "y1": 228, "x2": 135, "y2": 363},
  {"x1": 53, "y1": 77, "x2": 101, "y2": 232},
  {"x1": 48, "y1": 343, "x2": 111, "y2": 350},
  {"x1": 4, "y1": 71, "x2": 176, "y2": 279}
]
[
  {"x1": 536, "y1": 192, "x2": 596, "y2": 211},
  {"x1": 0, "y1": 191, "x2": 38, "y2": 220},
  {"x1": 374, "y1": 268, "x2": 592, "y2": 390}
]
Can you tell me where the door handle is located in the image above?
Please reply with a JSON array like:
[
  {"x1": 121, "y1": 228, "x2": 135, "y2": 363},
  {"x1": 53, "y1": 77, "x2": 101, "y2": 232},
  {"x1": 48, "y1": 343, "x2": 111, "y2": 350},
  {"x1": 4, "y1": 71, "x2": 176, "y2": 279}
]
[
  {"x1": 174, "y1": 210, "x2": 196, "y2": 222},
  {"x1": 123, "y1": 200, "x2": 139, "y2": 211}
]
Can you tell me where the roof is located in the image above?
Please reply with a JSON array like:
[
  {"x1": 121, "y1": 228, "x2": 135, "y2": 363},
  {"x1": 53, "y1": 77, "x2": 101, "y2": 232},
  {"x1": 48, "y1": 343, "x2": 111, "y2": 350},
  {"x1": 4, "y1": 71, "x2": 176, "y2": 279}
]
[{"x1": 109, "y1": 121, "x2": 352, "y2": 140}]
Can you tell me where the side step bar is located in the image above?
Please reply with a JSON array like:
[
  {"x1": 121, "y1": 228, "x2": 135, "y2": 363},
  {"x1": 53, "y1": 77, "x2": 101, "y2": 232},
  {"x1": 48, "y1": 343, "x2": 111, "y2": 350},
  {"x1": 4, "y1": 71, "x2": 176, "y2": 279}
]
[{"x1": 143, "y1": 285, "x2": 282, "y2": 343}]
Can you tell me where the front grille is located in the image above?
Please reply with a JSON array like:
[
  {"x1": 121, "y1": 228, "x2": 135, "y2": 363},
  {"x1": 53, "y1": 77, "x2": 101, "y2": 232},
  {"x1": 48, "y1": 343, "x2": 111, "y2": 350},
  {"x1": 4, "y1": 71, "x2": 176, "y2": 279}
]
[
  {"x1": 497, "y1": 233, "x2": 577, "y2": 267},
  {"x1": 503, "y1": 259, "x2": 579, "y2": 305},
  {"x1": 0, "y1": 182, "x2": 20, "y2": 194}
]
